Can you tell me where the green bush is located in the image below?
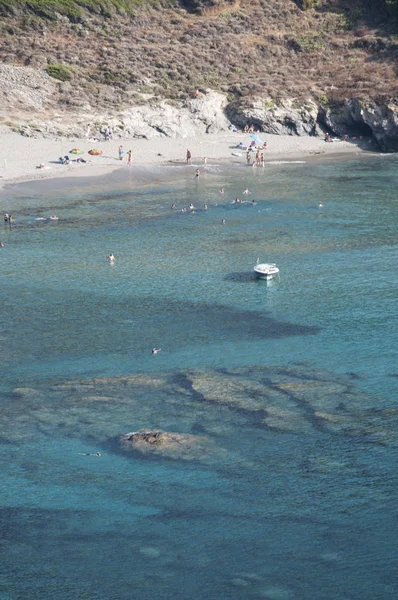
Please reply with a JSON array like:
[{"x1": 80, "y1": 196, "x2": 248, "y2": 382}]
[{"x1": 46, "y1": 63, "x2": 74, "y2": 81}]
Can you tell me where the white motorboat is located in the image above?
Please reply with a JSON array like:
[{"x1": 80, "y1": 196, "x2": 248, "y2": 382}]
[{"x1": 254, "y1": 260, "x2": 280, "y2": 279}]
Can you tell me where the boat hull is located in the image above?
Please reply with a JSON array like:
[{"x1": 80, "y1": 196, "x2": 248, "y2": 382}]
[
  {"x1": 254, "y1": 263, "x2": 279, "y2": 279},
  {"x1": 254, "y1": 270, "x2": 278, "y2": 279}
]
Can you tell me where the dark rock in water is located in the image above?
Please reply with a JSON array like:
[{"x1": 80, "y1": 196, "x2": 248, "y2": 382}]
[
  {"x1": 191, "y1": 422, "x2": 207, "y2": 434},
  {"x1": 120, "y1": 428, "x2": 217, "y2": 461},
  {"x1": 345, "y1": 372, "x2": 366, "y2": 380}
]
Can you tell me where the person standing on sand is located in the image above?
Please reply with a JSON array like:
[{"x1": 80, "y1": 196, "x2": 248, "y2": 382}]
[
  {"x1": 118, "y1": 146, "x2": 124, "y2": 161},
  {"x1": 127, "y1": 150, "x2": 132, "y2": 166},
  {"x1": 86, "y1": 124, "x2": 91, "y2": 138},
  {"x1": 186, "y1": 149, "x2": 192, "y2": 164}
]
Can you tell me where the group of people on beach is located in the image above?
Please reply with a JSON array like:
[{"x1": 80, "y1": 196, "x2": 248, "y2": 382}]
[
  {"x1": 59, "y1": 156, "x2": 88, "y2": 165},
  {"x1": 247, "y1": 150, "x2": 265, "y2": 167},
  {"x1": 118, "y1": 146, "x2": 132, "y2": 166}
]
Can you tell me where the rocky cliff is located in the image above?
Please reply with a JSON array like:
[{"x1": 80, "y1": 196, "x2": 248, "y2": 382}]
[
  {"x1": 3, "y1": 63, "x2": 396, "y2": 151},
  {"x1": 0, "y1": 0, "x2": 397, "y2": 149}
]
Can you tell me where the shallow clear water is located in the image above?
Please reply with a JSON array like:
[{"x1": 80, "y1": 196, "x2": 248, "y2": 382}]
[{"x1": 0, "y1": 156, "x2": 397, "y2": 600}]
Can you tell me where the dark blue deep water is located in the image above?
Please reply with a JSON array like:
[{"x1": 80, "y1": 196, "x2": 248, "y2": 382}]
[{"x1": 0, "y1": 155, "x2": 397, "y2": 600}]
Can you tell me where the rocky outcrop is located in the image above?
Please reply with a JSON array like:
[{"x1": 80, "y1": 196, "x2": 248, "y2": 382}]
[
  {"x1": 226, "y1": 97, "x2": 320, "y2": 136},
  {"x1": 2, "y1": 63, "x2": 398, "y2": 151},
  {"x1": 5, "y1": 88, "x2": 231, "y2": 140},
  {"x1": 4, "y1": 367, "x2": 398, "y2": 448},
  {"x1": 120, "y1": 428, "x2": 217, "y2": 461},
  {"x1": 320, "y1": 99, "x2": 398, "y2": 152},
  {"x1": 111, "y1": 89, "x2": 230, "y2": 139}
]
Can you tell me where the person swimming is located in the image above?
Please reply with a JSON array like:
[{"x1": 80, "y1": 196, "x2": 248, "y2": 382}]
[
  {"x1": 78, "y1": 452, "x2": 101, "y2": 456},
  {"x1": 108, "y1": 253, "x2": 115, "y2": 262},
  {"x1": 152, "y1": 347, "x2": 161, "y2": 355},
  {"x1": 189, "y1": 203, "x2": 195, "y2": 211},
  {"x1": 318, "y1": 201, "x2": 323, "y2": 208},
  {"x1": 204, "y1": 204, "x2": 208, "y2": 210},
  {"x1": 219, "y1": 188, "x2": 224, "y2": 195},
  {"x1": 243, "y1": 188, "x2": 249, "y2": 195}
]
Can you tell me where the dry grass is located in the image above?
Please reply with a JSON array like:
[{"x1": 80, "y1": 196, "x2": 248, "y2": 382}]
[
  {"x1": 201, "y1": 0, "x2": 241, "y2": 17},
  {"x1": 0, "y1": 0, "x2": 396, "y2": 116}
]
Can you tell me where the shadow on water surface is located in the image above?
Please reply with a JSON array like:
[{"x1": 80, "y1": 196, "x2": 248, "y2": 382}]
[
  {"x1": 224, "y1": 271, "x2": 257, "y2": 283},
  {"x1": 1, "y1": 290, "x2": 320, "y2": 370}
]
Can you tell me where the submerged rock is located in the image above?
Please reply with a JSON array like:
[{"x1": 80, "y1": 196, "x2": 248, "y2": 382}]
[
  {"x1": 139, "y1": 546, "x2": 161, "y2": 558},
  {"x1": 4, "y1": 366, "x2": 398, "y2": 450},
  {"x1": 120, "y1": 428, "x2": 217, "y2": 461}
]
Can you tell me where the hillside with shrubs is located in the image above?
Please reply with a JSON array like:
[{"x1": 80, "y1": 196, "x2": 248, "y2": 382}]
[{"x1": 0, "y1": 0, "x2": 397, "y2": 119}]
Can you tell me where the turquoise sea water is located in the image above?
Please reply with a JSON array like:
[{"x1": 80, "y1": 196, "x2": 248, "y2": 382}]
[{"x1": 0, "y1": 155, "x2": 397, "y2": 600}]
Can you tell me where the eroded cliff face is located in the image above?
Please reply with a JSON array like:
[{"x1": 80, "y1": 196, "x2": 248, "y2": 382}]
[
  {"x1": 320, "y1": 99, "x2": 398, "y2": 152},
  {"x1": 226, "y1": 97, "x2": 321, "y2": 137},
  {"x1": 227, "y1": 96, "x2": 398, "y2": 151},
  {"x1": 2, "y1": 63, "x2": 397, "y2": 151}
]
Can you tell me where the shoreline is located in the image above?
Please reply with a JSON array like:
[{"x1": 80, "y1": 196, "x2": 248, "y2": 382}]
[{"x1": 0, "y1": 129, "x2": 377, "y2": 191}]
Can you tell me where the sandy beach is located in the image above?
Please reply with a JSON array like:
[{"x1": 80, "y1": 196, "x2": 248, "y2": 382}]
[{"x1": 0, "y1": 127, "x2": 373, "y2": 189}]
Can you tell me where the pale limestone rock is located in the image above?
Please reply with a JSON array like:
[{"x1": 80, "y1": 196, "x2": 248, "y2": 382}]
[{"x1": 227, "y1": 97, "x2": 319, "y2": 136}]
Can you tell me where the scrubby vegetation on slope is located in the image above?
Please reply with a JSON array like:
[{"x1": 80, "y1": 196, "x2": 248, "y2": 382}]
[{"x1": 0, "y1": 0, "x2": 397, "y2": 117}]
